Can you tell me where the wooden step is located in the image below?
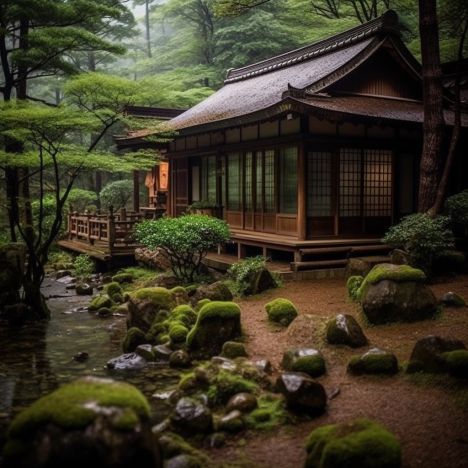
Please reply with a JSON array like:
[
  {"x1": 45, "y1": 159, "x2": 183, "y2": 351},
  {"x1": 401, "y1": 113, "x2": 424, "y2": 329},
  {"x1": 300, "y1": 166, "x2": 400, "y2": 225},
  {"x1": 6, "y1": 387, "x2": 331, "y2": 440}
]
[
  {"x1": 299, "y1": 246, "x2": 351, "y2": 257},
  {"x1": 291, "y1": 259, "x2": 348, "y2": 272},
  {"x1": 349, "y1": 244, "x2": 391, "y2": 256}
]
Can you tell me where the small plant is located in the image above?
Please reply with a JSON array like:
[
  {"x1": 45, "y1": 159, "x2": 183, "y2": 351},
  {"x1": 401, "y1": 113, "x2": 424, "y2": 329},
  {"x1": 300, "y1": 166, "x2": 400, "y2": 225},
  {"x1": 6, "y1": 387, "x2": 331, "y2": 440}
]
[
  {"x1": 445, "y1": 189, "x2": 468, "y2": 228},
  {"x1": 135, "y1": 215, "x2": 230, "y2": 282},
  {"x1": 228, "y1": 256, "x2": 277, "y2": 295},
  {"x1": 346, "y1": 275, "x2": 364, "y2": 302},
  {"x1": 73, "y1": 254, "x2": 95, "y2": 279},
  {"x1": 383, "y1": 213, "x2": 454, "y2": 273}
]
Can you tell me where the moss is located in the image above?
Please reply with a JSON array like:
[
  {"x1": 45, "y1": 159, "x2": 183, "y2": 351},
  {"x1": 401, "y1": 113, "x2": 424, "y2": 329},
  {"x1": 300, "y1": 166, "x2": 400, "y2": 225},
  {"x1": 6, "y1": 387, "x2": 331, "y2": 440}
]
[
  {"x1": 221, "y1": 341, "x2": 248, "y2": 359},
  {"x1": 357, "y1": 263, "x2": 426, "y2": 301},
  {"x1": 347, "y1": 276, "x2": 364, "y2": 302},
  {"x1": 169, "y1": 323, "x2": 189, "y2": 343},
  {"x1": 195, "y1": 298, "x2": 211, "y2": 311},
  {"x1": 105, "y1": 281, "x2": 123, "y2": 297},
  {"x1": 88, "y1": 294, "x2": 113, "y2": 311},
  {"x1": 209, "y1": 370, "x2": 257, "y2": 405},
  {"x1": 265, "y1": 298, "x2": 298, "y2": 326},
  {"x1": 186, "y1": 301, "x2": 241, "y2": 349},
  {"x1": 145, "y1": 322, "x2": 166, "y2": 344},
  {"x1": 157, "y1": 333, "x2": 170, "y2": 345},
  {"x1": 171, "y1": 304, "x2": 198, "y2": 327},
  {"x1": 291, "y1": 355, "x2": 326, "y2": 377},
  {"x1": 7, "y1": 377, "x2": 150, "y2": 438},
  {"x1": 130, "y1": 287, "x2": 176, "y2": 310},
  {"x1": 171, "y1": 286, "x2": 187, "y2": 295},
  {"x1": 122, "y1": 327, "x2": 146, "y2": 353},
  {"x1": 178, "y1": 372, "x2": 199, "y2": 393},
  {"x1": 443, "y1": 350, "x2": 468, "y2": 378},
  {"x1": 347, "y1": 351, "x2": 399, "y2": 375},
  {"x1": 245, "y1": 394, "x2": 288, "y2": 430},
  {"x1": 158, "y1": 431, "x2": 211, "y2": 465},
  {"x1": 112, "y1": 272, "x2": 133, "y2": 284},
  {"x1": 305, "y1": 418, "x2": 401, "y2": 468}
]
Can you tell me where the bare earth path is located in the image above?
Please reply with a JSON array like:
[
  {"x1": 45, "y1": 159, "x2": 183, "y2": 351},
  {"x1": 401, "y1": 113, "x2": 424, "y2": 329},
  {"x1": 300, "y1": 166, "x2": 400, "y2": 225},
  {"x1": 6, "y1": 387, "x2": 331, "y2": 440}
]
[{"x1": 208, "y1": 275, "x2": 468, "y2": 468}]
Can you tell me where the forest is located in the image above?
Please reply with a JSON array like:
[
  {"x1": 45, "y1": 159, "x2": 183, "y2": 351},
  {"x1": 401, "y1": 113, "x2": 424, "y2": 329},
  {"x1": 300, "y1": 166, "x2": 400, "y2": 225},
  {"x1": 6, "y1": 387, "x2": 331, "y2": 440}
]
[{"x1": 1, "y1": 1, "x2": 468, "y2": 467}]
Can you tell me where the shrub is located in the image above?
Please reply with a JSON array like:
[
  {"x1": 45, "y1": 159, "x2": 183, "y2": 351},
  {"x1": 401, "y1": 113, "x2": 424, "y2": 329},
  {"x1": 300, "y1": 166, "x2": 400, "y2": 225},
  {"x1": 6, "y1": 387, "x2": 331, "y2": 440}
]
[
  {"x1": 228, "y1": 256, "x2": 278, "y2": 295},
  {"x1": 135, "y1": 215, "x2": 230, "y2": 282},
  {"x1": 383, "y1": 213, "x2": 454, "y2": 272},
  {"x1": 445, "y1": 189, "x2": 468, "y2": 227},
  {"x1": 347, "y1": 276, "x2": 363, "y2": 302},
  {"x1": 99, "y1": 180, "x2": 133, "y2": 210},
  {"x1": 73, "y1": 254, "x2": 94, "y2": 279},
  {"x1": 265, "y1": 298, "x2": 298, "y2": 326}
]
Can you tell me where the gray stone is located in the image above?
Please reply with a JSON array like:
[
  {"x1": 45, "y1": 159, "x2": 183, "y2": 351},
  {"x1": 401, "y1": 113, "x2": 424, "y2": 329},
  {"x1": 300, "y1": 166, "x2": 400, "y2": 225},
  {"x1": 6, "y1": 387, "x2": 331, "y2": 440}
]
[
  {"x1": 221, "y1": 341, "x2": 248, "y2": 359},
  {"x1": 407, "y1": 336, "x2": 466, "y2": 373},
  {"x1": 281, "y1": 348, "x2": 326, "y2": 377},
  {"x1": 440, "y1": 291, "x2": 466, "y2": 308},
  {"x1": 56, "y1": 270, "x2": 72, "y2": 279},
  {"x1": 135, "y1": 344, "x2": 155, "y2": 361},
  {"x1": 171, "y1": 397, "x2": 213, "y2": 433},
  {"x1": 226, "y1": 393, "x2": 258, "y2": 413},
  {"x1": 346, "y1": 258, "x2": 372, "y2": 278},
  {"x1": 166, "y1": 454, "x2": 202, "y2": 468},
  {"x1": 192, "y1": 281, "x2": 233, "y2": 303},
  {"x1": 276, "y1": 372, "x2": 327, "y2": 415},
  {"x1": 169, "y1": 350, "x2": 192, "y2": 368},
  {"x1": 347, "y1": 348, "x2": 399, "y2": 375},
  {"x1": 75, "y1": 283, "x2": 93, "y2": 295},
  {"x1": 153, "y1": 344, "x2": 173, "y2": 361},
  {"x1": 362, "y1": 280, "x2": 438, "y2": 324},
  {"x1": 217, "y1": 410, "x2": 244, "y2": 432},
  {"x1": 326, "y1": 314, "x2": 368, "y2": 348},
  {"x1": 254, "y1": 359, "x2": 272, "y2": 374},
  {"x1": 106, "y1": 353, "x2": 147, "y2": 371},
  {"x1": 243, "y1": 267, "x2": 277, "y2": 296}
]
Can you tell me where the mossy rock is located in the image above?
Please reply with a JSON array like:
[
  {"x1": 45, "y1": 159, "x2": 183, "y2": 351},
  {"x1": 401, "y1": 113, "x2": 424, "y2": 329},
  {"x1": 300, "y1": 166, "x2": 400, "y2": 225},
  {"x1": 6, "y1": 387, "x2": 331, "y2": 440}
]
[
  {"x1": 326, "y1": 314, "x2": 368, "y2": 348},
  {"x1": 145, "y1": 322, "x2": 167, "y2": 344},
  {"x1": 112, "y1": 272, "x2": 134, "y2": 284},
  {"x1": 171, "y1": 304, "x2": 198, "y2": 327},
  {"x1": 195, "y1": 298, "x2": 211, "y2": 311},
  {"x1": 346, "y1": 276, "x2": 364, "y2": 302},
  {"x1": 193, "y1": 281, "x2": 233, "y2": 302},
  {"x1": 305, "y1": 418, "x2": 401, "y2": 468},
  {"x1": 130, "y1": 287, "x2": 176, "y2": 308},
  {"x1": 245, "y1": 394, "x2": 287, "y2": 431},
  {"x1": 221, "y1": 341, "x2": 248, "y2": 359},
  {"x1": 170, "y1": 286, "x2": 187, "y2": 295},
  {"x1": 209, "y1": 370, "x2": 258, "y2": 405},
  {"x1": 105, "y1": 281, "x2": 123, "y2": 297},
  {"x1": 122, "y1": 327, "x2": 147, "y2": 353},
  {"x1": 440, "y1": 291, "x2": 466, "y2": 308},
  {"x1": 265, "y1": 298, "x2": 298, "y2": 326},
  {"x1": 347, "y1": 348, "x2": 399, "y2": 375},
  {"x1": 169, "y1": 323, "x2": 189, "y2": 343},
  {"x1": 281, "y1": 348, "x2": 326, "y2": 377},
  {"x1": 158, "y1": 431, "x2": 210, "y2": 466},
  {"x1": 88, "y1": 294, "x2": 113, "y2": 312},
  {"x1": 186, "y1": 301, "x2": 242, "y2": 356},
  {"x1": 443, "y1": 350, "x2": 468, "y2": 378}
]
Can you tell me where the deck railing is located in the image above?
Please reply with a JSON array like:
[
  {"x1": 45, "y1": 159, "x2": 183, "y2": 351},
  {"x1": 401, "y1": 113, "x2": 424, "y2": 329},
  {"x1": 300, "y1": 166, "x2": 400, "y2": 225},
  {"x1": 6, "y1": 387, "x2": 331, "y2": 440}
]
[{"x1": 67, "y1": 206, "x2": 164, "y2": 251}]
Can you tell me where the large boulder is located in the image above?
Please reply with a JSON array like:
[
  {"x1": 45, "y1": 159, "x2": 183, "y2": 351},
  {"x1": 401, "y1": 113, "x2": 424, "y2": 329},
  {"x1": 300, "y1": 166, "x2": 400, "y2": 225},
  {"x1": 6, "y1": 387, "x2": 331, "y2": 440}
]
[
  {"x1": 3, "y1": 377, "x2": 161, "y2": 468},
  {"x1": 243, "y1": 267, "x2": 277, "y2": 296},
  {"x1": 359, "y1": 263, "x2": 437, "y2": 324},
  {"x1": 305, "y1": 418, "x2": 401, "y2": 468},
  {"x1": 275, "y1": 372, "x2": 326, "y2": 415},
  {"x1": 192, "y1": 281, "x2": 233, "y2": 303},
  {"x1": 0, "y1": 243, "x2": 25, "y2": 311},
  {"x1": 347, "y1": 348, "x2": 399, "y2": 375},
  {"x1": 127, "y1": 287, "x2": 177, "y2": 332},
  {"x1": 281, "y1": 348, "x2": 326, "y2": 377},
  {"x1": 326, "y1": 314, "x2": 368, "y2": 348},
  {"x1": 407, "y1": 336, "x2": 466, "y2": 373},
  {"x1": 186, "y1": 301, "x2": 241, "y2": 356},
  {"x1": 135, "y1": 247, "x2": 172, "y2": 271},
  {"x1": 265, "y1": 298, "x2": 298, "y2": 326},
  {"x1": 345, "y1": 257, "x2": 373, "y2": 278},
  {"x1": 171, "y1": 397, "x2": 213, "y2": 434}
]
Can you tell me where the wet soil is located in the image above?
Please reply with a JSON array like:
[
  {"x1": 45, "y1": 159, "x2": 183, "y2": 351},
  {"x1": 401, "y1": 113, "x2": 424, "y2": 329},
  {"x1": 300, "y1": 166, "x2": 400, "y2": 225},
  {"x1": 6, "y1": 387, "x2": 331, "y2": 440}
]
[{"x1": 209, "y1": 275, "x2": 468, "y2": 468}]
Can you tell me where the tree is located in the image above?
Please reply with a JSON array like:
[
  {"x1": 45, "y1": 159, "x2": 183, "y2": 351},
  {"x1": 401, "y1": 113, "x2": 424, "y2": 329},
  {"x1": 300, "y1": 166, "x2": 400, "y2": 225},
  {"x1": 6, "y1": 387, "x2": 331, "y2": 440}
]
[{"x1": 0, "y1": 101, "x2": 155, "y2": 320}]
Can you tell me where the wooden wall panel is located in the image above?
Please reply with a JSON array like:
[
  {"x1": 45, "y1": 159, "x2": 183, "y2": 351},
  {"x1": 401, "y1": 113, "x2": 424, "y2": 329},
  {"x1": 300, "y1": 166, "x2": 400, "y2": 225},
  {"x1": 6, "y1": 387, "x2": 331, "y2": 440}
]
[
  {"x1": 277, "y1": 215, "x2": 297, "y2": 236},
  {"x1": 226, "y1": 211, "x2": 242, "y2": 227}
]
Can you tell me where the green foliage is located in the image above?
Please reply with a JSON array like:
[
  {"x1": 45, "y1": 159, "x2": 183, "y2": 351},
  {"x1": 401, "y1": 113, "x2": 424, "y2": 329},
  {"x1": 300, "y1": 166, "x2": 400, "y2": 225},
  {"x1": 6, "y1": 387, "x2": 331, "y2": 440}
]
[
  {"x1": 130, "y1": 287, "x2": 176, "y2": 310},
  {"x1": 305, "y1": 418, "x2": 402, "y2": 468},
  {"x1": 135, "y1": 215, "x2": 230, "y2": 282},
  {"x1": 122, "y1": 327, "x2": 147, "y2": 353},
  {"x1": 88, "y1": 294, "x2": 113, "y2": 311},
  {"x1": 221, "y1": 341, "x2": 248, "y2": 359},
  {"x1": 105, "y1": 282, "x2": 123, "y2": 297},
  {"x1": 169, "y1": 323, "x2": 189, "y2": 343},
  {"x1": 348, "y1": 352, "x2": 399, "y2": 375},
  {"x1": 245, "y1": 394, "x2": 288, "y2": 431},
  {"x1": 228, "y1": 256, "x2": 277, "y2": 296},
  {"x1": 72, "y1": 254, "x2": 94, "y2": 279},
  {"x1": 7, "y1": 378, "x2": 150, "y2": 438},
  {"x1": 112, "y1": 272, "x2": 134, "y2": 284},
  {"x1": 208, "y1": 370, "x2": 258, "y2": 404},
  {"x1": 265, "y1": 298, "x2": 298, "y2": 326},
  {"x1": 347, "y1": 276, "x2": 364, "y2": 302},
  {"x1": 99, "y1": 180, "x2": 133, "y2": 210},
  {"x1": 383, "y1": 214, "x2": 455, "y2": 272},
  {"x1": 445, "y1": 190, "x2": 468, "y2": 227},
  {"x1": 188, "y1": 200, "x2": 218, "y2": 210}
]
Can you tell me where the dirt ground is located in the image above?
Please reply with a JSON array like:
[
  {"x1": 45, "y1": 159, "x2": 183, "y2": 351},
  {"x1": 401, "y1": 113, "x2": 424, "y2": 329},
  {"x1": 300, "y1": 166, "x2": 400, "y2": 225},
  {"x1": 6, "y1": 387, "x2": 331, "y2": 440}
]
[{"x1": 208, "y1": 274, "x2": 468, "y2": 468}]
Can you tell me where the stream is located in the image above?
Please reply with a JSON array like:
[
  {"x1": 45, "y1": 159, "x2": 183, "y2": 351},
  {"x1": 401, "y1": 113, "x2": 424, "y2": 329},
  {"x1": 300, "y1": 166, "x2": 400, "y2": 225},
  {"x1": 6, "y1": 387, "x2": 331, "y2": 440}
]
[{"x1": 0, "y1": 276, "x2": 180, "y2": 445}]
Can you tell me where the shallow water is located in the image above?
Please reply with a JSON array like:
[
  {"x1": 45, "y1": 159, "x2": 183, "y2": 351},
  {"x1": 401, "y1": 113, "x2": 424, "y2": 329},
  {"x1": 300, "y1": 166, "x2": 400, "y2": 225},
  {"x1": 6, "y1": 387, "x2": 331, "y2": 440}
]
[{"x1": 0, "y1": 278, "x2": 180, "y2": 444}]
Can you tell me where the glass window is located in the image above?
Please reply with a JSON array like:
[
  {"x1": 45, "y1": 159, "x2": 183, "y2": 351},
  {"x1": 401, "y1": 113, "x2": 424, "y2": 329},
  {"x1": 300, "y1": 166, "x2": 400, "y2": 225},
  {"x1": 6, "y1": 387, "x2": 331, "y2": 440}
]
[
  {"x1": 307, "y1": 152, "x2": 332, "y2": 216},
  {"x1": 255, "y1": 151, "x2": 263, "y2": 211},
  {"x1": 244, "y1": 152, "x2": 253, "y2": 211},
  {"x1": 201, "y1": 155, "x2": 216, "y2": 203},
  {"x1": 227, "y1": 152, "x2": 241, "y2": 211},
  {"x1": 339, "y1": 148, "x2": 362, "y2": 216},
  {"x1": 279, "y1": 147, "x2": 297, "y2": 214},
  {"x1": 363, "y1": 149, "x2": 392, "y2": 217},
  {"x1": 264, "y1": 149, "x2": 275, "y2": 213}
]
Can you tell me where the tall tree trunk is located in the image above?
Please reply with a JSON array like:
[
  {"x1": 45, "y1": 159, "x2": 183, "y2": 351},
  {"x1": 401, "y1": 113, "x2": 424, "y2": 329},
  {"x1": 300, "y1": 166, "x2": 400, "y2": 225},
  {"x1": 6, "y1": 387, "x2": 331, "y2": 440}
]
[
  {"x1": 417, "y1": 0, "x2": 445, "y2": 212},
  {"x1": 145, "y1": 0, "x2": 152, "y2": 58}
]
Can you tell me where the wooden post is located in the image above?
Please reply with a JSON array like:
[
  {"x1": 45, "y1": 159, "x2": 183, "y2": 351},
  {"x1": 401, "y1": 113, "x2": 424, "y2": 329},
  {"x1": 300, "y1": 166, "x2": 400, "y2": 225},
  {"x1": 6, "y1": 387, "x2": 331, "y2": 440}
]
[
  {"x1": 119, "y1": 206, "x2": 127, "y2": 221},
  {"x1": 85, "y1": 209, "x2": 91, "y2": 244},
  {"x1": 297, "y1": 142, "x2": 307, "y2": 240},
  {"x1": 133, "y1": 170, "x2": 140, "y2": 213},
  {"x1": 108, "y1": 205, "x2": 115, "y2": 250}
]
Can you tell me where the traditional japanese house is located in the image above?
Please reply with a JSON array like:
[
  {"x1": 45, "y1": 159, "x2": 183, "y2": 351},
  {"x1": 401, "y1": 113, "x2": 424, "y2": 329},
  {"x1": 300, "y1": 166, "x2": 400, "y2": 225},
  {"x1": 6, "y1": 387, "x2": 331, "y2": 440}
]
[{"x1": 158, "y1": 10, "x2": 467, "y2": 271}]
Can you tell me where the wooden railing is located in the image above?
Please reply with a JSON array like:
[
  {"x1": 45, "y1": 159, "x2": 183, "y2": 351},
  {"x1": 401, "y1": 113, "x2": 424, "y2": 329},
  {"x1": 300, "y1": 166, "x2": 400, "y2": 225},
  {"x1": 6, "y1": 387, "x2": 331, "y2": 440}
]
[{"x1": 67, "y1": 206, "x2": 164, "y2": 251}]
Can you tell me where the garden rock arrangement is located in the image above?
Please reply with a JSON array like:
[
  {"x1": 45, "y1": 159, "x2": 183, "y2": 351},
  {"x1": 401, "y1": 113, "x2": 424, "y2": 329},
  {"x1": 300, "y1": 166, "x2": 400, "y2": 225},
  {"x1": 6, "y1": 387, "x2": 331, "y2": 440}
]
[
  {"x1": 357, "y1": 263, "x2": 438, "y2": 324},
  {"x1": 304, "y1": 418, "x2": 402, "y2": 468},
  {"x1": 326, "y1": 314, "x2": 368, "y2": 348},
  {"x1": 347, "y1": 348, "x2": 399, "y2": 375},
  {"x1": 3, "y1": 377, "x2": 162, "y2": 468},
  {"x1": 265, "y1": 298, "x2": 298, "y2": 326}
]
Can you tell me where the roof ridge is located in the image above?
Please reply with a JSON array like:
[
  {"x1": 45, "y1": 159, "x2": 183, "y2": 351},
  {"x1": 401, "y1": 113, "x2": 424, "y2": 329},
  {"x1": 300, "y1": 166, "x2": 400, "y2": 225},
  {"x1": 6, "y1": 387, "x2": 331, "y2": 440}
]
[{"x1": 224, "y1": 10, "x2": 399, "y2": 84}]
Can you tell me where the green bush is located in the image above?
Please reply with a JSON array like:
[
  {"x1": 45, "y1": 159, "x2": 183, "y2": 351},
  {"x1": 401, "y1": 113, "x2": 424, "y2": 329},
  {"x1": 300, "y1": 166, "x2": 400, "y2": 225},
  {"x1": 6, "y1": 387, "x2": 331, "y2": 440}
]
[
  {"x1": 99, "y1": 180, "x2": 133, "y2": 210},
  {"x1": 73, "y1": 254, "x2": 94, "y2": 279},
  {"x1": 135, "y1": 215, "x2": 230, "y2": 282},
  {"x1": 265, "y1": 298, "x2": 298, "y2": 326},
  {"x1": 228, "y1": 256, "x2": 278, "y2": 295},
  {"x1": 445, "y1": 189, "x2": 468, "y2": 227},
  {"x1": 347, "y1": 276, "x2": 364, "y2": 302},
  {"x1": 383, "y1": 213, "x2": 454, "y2": 272}
]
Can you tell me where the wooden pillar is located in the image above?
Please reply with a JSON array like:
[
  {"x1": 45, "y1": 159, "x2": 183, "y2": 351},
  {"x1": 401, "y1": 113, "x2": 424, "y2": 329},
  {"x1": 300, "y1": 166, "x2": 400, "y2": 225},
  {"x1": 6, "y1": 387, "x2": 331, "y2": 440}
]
[
  {"x1": 297, "y1": 142, "x2": 307, "y2": 240},
  {"x1": 133, "y1": 170, "x2": 140, "y2": 212}
]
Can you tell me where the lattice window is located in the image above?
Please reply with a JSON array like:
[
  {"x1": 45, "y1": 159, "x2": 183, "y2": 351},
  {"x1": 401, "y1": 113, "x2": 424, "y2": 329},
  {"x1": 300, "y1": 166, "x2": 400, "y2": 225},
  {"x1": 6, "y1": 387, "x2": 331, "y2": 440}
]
[
  {"x1": 364, "y1": 149, "x2": 392, "y2": 216},
  {"x1": 307, "y1": 151, "x2": 332, "y2": 216},
  {"x1": 264, "y1": 149, "x2": 275, "y2": 213},
  {"x1": 227, "y1": 152, "x2": 241, "y2": 211},
  {"x1": 244, "y1": 152, "x2": 253, "y2": 211},
  {"x1": 255, "y1": 151, "x2": 263, "y2": 211},
  {"x1": 279, "y1": 146, "x2": 298, "y2": 214},
  {"x1": 207, "y1": 155, "x2": 216, "y2": 203},
  {"x1": 339, "y1": 148, "x2": 362, "y2": 216}
]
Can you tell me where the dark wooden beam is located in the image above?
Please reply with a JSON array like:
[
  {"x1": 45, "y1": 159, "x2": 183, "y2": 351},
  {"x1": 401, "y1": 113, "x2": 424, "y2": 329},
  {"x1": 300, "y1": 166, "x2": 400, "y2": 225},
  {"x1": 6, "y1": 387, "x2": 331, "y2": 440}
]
[
  {"x1": 133, "y1": 170, "x2": 140, "y2": 212},
  {"x1": 297, "y1": 141, "x2": 307, "y2": 240}
]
